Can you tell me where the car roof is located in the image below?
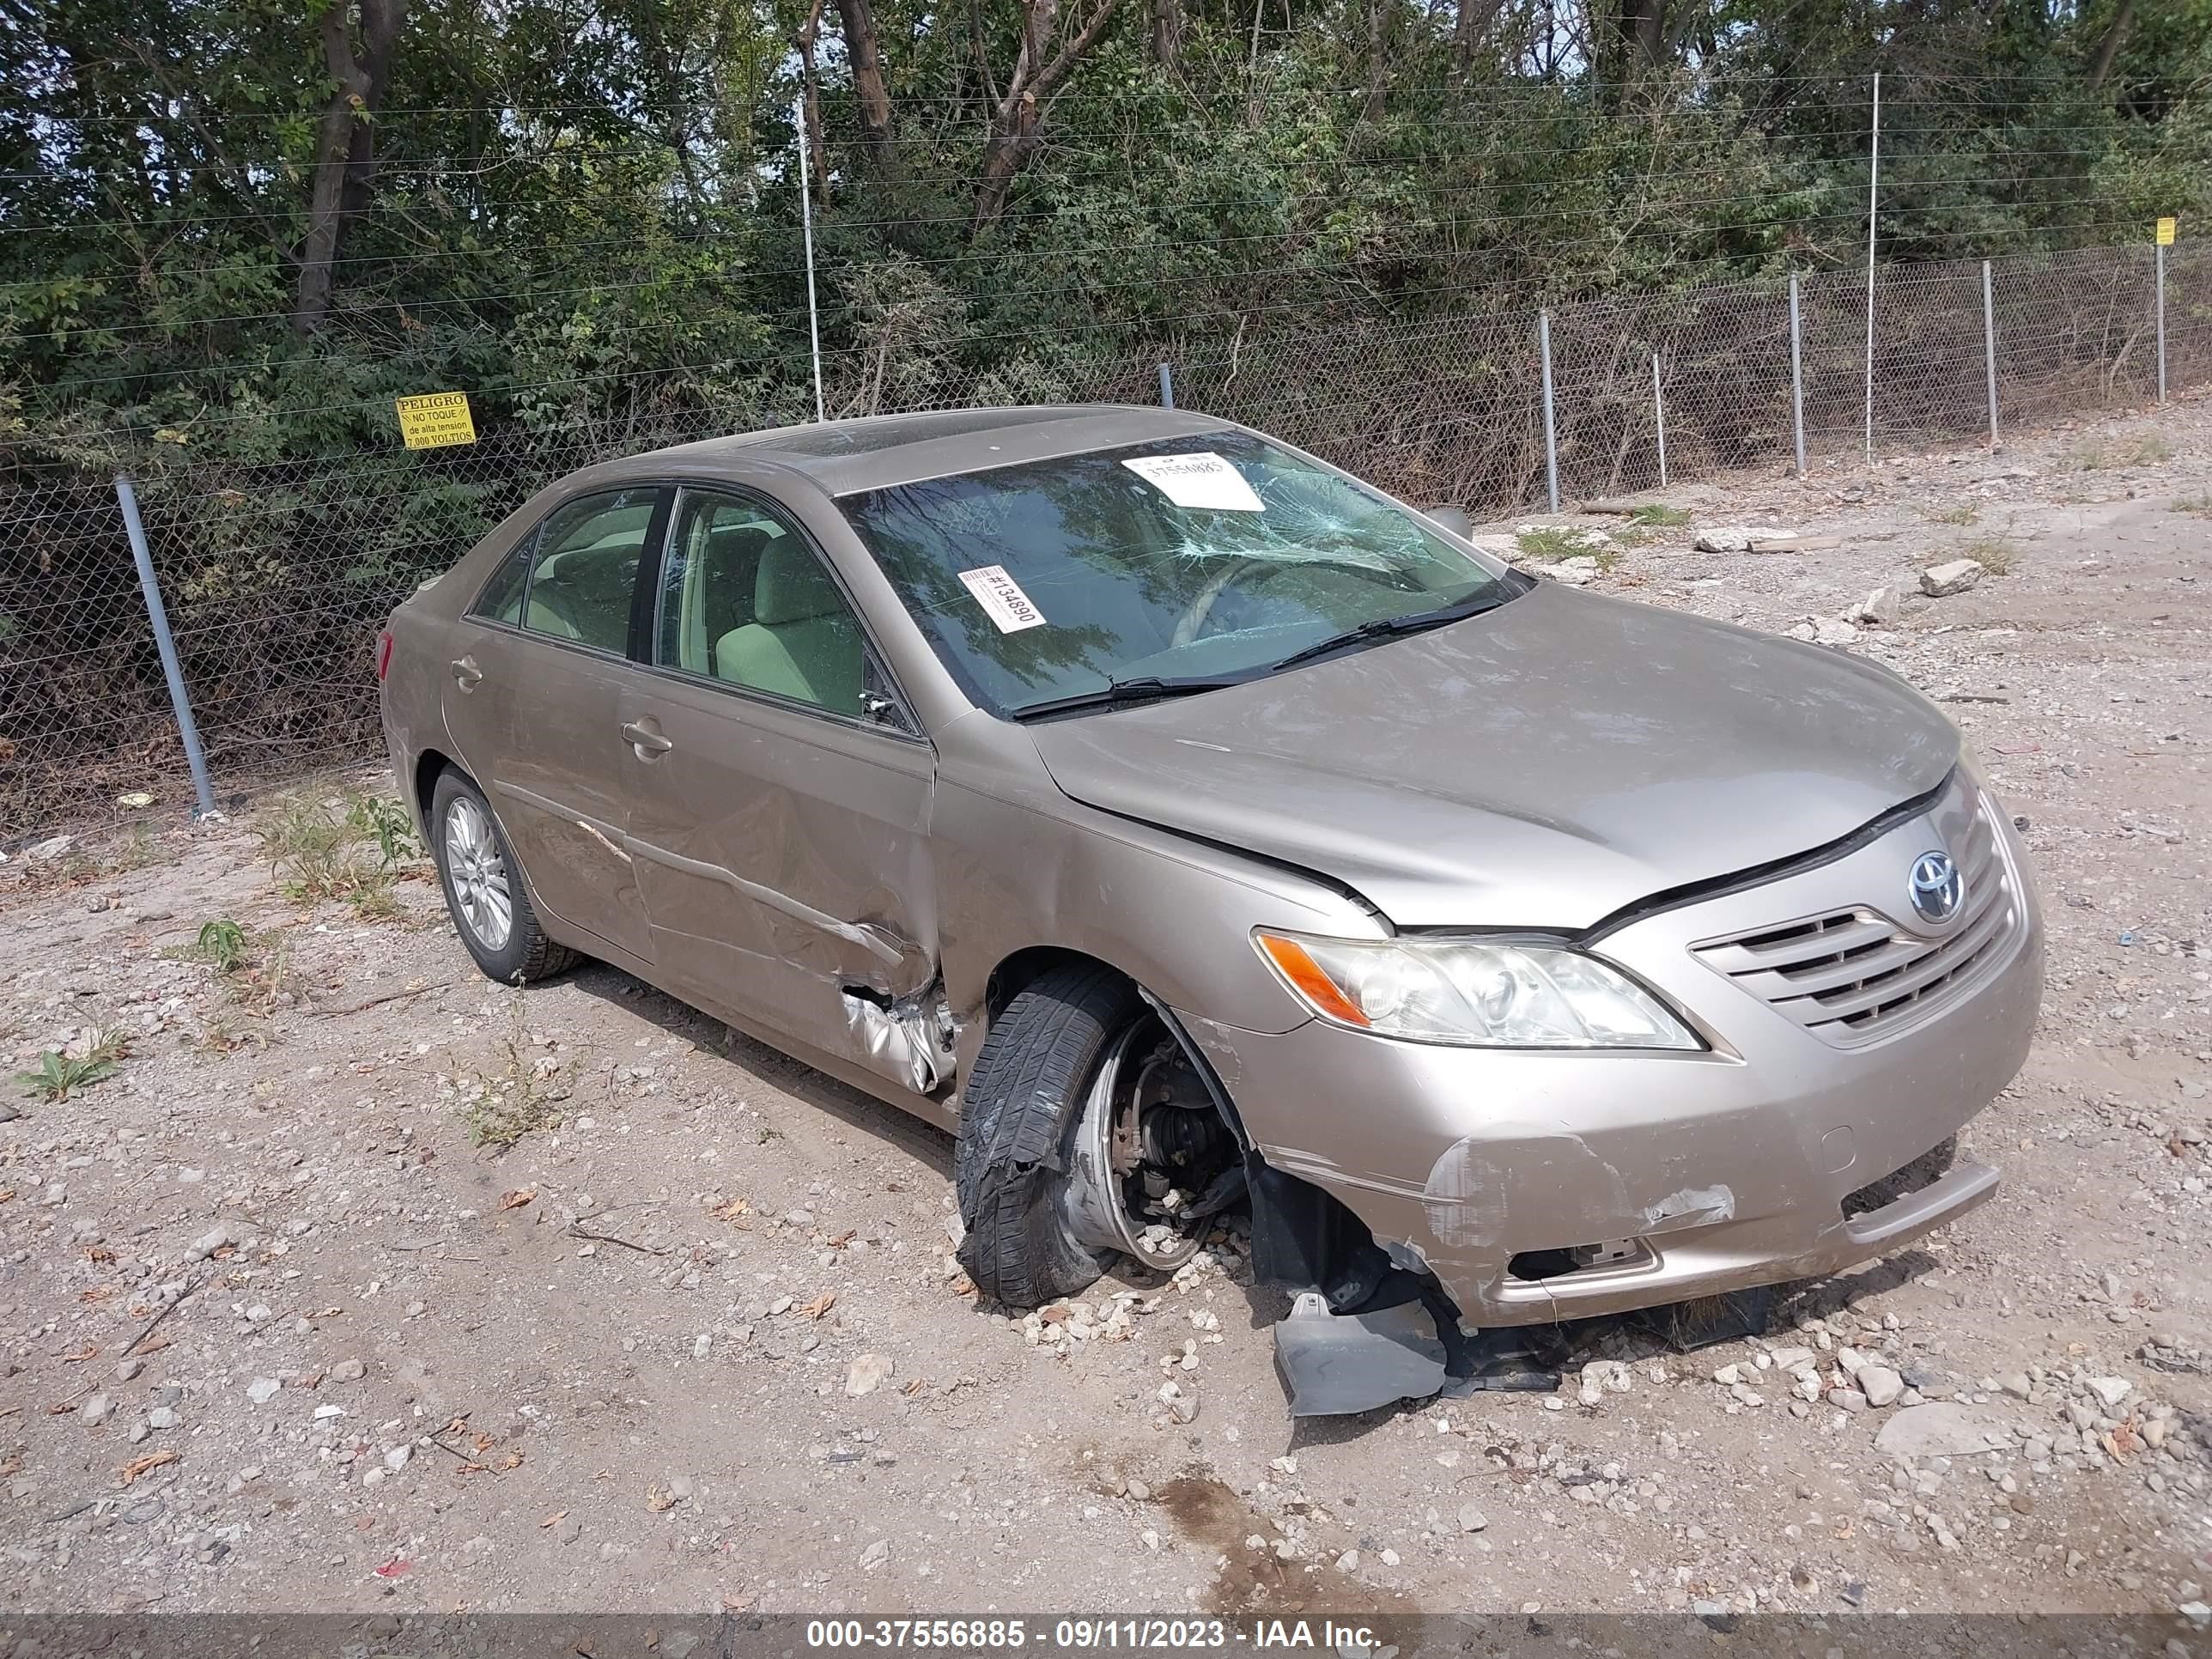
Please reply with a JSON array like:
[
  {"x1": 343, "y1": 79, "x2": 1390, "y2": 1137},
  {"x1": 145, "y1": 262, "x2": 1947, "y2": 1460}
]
[{"x1": 596, "y1": 404, "x2": 1241, "y2": 497}]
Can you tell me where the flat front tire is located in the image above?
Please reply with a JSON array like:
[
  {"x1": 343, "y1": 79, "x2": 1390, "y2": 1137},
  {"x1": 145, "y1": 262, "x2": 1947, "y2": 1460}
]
[
  {"x1": 429, "y1": 768, "x2": 577, "y2": 984},
  {"x1": 954, "y1": 963, "x2": 1146, "y2": 1309}
]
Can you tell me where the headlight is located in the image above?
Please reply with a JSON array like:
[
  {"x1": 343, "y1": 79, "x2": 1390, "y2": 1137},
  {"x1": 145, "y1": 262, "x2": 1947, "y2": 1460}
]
[{"x1": 1255, "y1": 930, "x2": 1700, "y2": 1050}]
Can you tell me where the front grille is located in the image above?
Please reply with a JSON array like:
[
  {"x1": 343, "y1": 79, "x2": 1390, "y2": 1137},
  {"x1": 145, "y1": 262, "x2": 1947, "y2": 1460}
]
[{"x1": 1691, "y1": 799, "x2": 2021, "y2": 1045}]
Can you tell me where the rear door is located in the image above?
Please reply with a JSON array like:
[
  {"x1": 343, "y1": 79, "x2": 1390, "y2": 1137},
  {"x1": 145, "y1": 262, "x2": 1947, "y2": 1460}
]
[
  {"x1": 441, "y1": 484, "x2": 668, "y2": 963},
  {"x1": 621, "y1": 484, "x2": 939, "y2": 1070}
]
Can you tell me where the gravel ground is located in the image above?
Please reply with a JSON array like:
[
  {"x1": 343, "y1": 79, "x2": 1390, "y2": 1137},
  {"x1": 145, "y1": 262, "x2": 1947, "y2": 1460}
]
[{"x1": 2, "y1": 397, "x2": 2209, "y2": 1626}]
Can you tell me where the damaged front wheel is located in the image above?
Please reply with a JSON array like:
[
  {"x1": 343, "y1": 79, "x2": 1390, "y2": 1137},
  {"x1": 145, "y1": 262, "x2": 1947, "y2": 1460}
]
[{"x1": 955, "y1": 965, "x2": 1239, "y2": 1309}]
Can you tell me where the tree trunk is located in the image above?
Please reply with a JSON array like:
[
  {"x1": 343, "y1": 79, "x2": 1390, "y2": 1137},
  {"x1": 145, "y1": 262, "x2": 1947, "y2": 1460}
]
[
  {"x1": 1152, "y1": 0, "x2": 1182, "y2": 66},
  {"x1": 2088, "y1": 0, "x2": 2134, "y2": 86},
  {"x1": 796, "y1": 0, "x2": 831, "y2": 195},
  {"x1": 971, "y1": 0, "x2": 1118, "y2": 230},
  {"x1": 833, "y1": 0, "x2": 898, "y2": 167},
  {"x1": 1363, "y1": 0, "x2": 1388, "y2": 119},
  {"x1": 1452, "y1": 0, "x2": 1505, "y2": 72},
  {"x1": 296, "y1": 0, "x2": 407, "y2": 335}
]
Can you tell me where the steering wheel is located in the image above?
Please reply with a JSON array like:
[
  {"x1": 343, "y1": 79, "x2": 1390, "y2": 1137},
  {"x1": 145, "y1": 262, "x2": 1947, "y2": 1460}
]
[
  {"x1": 1172, "y1": 556, "x2": 1429, "y2": 647},
  {"x1": 1171, "y1": 557, "x2": 1280, "y2": 647}
]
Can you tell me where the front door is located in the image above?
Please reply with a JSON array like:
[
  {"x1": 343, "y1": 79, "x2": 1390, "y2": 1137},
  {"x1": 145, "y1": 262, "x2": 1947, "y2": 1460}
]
[
  {"x1": 621, "y1": 486, "x2": 938, "y2": 1064},
  {"x1": 440, "y1": 484, "x2": 667, "y2": 964}
]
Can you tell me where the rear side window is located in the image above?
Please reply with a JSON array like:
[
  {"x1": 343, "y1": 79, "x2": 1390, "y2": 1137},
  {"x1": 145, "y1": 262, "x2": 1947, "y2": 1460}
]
[{"x1": 471, "y1": 488, "x2": 660, "y2": 654}]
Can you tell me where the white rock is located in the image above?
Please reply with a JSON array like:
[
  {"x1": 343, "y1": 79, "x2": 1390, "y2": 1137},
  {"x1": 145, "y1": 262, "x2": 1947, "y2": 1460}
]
[
  {"x1": 246, "y1": 1377, "x2": 280, "y2": 1406},
  {"x1": 2085, "y1": 1376, "x2": 2132, "y2": 1408},
  {"x1": 1851, "y1": 586, "x2": 1905, "y2": 626},
  {"x1": 147, "y1": 1407, "x2": 180, "y2": 1430},
  {"x1": 82, "y1": 1394, "x2": 113, "y2": 1426},
  {"x1": 1874, "y1": 1401, "x2": 2010, "y2": 1457},
  {"x1": 859, "y1": 1538, "x2": 891, "y2": 1573},
  {"x1": 1920, "y1": 559, "x2": 1984, "y2": 598},
  {"x1": 1458, "y1": 1504, "x2": 1488, "y2": 1533},
  {"x1": 1766, "y1": 1346, "x2": 1815, "y2": 1370},
  {"x1": 1857, "y1": 1365, "x2": 1905, "y2": 1407},
  {"x1": 1812, "y1": 618, "x2": 1859, "y2": 647},
  {"x1": 844, "y1": 1352, "x2": 896, "y2": 1397},
  {"x1": 1694, "y1": 526, "x2": 1762, "y2": 553},
  {"x1": 384, "y1": 1444, "x2": 412, "y2": 1472}
]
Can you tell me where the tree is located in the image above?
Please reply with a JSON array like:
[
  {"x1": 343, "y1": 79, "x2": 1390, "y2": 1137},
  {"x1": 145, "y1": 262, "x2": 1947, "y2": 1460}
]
[
  {"x1": 971, "y1": 0, "x2": 1121, "y2": 228},
  {"x1": 296, "y1": 0, "x2": 409, "y2": 333}
]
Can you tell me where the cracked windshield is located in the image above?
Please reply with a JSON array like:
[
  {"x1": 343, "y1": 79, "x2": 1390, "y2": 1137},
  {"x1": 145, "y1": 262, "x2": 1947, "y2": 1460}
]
[{"x1": 836, "y1": 432, "x2": 1520, "y2": 715}]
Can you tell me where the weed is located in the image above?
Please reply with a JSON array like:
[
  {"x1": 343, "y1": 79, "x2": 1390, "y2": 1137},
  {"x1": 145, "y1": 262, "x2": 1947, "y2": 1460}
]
[
  {"x1": 2172, "y1": 494, "x2": 2212, "y2": 518},
  {"x1": 453, "y1": 996, "x2": 569, "y2": 1151},
  {"x1": 1514, "y1": 526, "x2": 1590, "y2": 562},
  {"x1": 754, "y1": 1123, "x2": 784, "y2": 1146},
  {"x1": 225, "y1": 933, "x2": 296, "y2": 1018},
  {"x1": 47, "y1": 824, "x2": 162, "y2": 885},
  {"x1": 1627, "y1": 503, "x2": 1692, "y2": 527},
  {"x1": 1956, "y1": 536, "x2": 2021, "y2": 574},
  {"x1": 15, "y1": 1029, "x2": 130, "y2": 1103},
  {"x1": 2067, "y1": 431, "x2": 2172, "y2": 471},
  {"x1": 192, "y1": 919, "x2": 249, "y2": 973},
  {"x1": 194, "y1": 1020, "x2": 268, "y2": 1056},
  {"x1": 1924, "y1": 503, "x2": 1981, "y2": 526},
  {"x1": 259, "y1": 790, "x2": 418, "y2": 912}
]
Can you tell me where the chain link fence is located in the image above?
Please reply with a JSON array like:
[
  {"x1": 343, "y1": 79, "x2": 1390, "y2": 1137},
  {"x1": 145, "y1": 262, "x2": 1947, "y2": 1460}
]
[{"x1": 2, "y1": 237, "x2": 2202, "y2": 841}]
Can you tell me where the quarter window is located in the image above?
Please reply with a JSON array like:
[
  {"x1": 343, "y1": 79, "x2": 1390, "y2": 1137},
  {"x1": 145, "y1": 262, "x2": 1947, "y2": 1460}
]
[
  {"x1": 654, "y1": 490, "x2": 870, "y2": 718},
  {"x1": 472, "y1": 487, "x2": 659, "y2": 654}
]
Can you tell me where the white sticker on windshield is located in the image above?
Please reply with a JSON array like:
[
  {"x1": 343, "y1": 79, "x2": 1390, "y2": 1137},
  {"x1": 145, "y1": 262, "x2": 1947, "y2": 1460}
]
[
  {"x1": 957, "y1": 564, "x2": 1048, "y2": 633},
  {"x1": 1121, "y1": 452, "x2": 1265, "y2": 513}
]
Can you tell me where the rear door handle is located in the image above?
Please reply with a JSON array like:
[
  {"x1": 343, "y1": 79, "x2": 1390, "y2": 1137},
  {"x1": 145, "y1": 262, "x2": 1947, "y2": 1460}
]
[
  {"x1": 449, "y1": 656, "x2": 483, "y2": 692},
  {"x1": 621, "y1": 720, "x2": 673, "y2": 757}
]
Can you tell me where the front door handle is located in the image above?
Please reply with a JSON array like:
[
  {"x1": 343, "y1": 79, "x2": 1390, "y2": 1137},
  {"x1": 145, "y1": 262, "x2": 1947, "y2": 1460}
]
[
  {"x1": 450, "y1": 655, "x2": 483, "y2": 692},
  {"x1": 621, "y1": 720, "x2": 674, "y2": 758}
]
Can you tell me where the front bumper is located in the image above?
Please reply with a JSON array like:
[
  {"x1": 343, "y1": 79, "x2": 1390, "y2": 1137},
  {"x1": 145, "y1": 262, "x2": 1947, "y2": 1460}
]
[{"x1": 1181, "y1": 778, "x2": 2045, "y2": 1328}]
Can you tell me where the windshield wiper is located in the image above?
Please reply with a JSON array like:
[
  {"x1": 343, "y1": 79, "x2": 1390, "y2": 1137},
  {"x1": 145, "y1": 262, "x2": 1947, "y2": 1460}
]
[
  {"x1": 1269, "y1": 586, "x2": 1520, "y2": 672},
  {"x1": 1012, "y1": 674, "x2": 1249, "y2": 721}
]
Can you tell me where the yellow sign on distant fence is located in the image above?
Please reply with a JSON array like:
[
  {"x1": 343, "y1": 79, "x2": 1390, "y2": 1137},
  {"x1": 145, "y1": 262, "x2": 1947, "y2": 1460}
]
[
  {"x1": 2157, "y1": 216, "x2": 2177, "y2": 246},
  {"x1": 395, "y1": 391, "x2": 477, "y2": 450}
]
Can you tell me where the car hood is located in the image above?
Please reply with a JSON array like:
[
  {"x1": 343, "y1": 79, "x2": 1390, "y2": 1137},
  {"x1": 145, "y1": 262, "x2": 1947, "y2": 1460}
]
[{"x1": 1027, "y1": 584, "x2": 1959, "y2": 929}]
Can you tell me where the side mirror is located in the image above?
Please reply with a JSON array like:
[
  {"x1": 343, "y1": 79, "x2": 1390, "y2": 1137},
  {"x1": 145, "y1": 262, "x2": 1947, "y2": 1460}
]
[{"x1": 1421, "y1": 505, "x2": 1476, "y2": 538}]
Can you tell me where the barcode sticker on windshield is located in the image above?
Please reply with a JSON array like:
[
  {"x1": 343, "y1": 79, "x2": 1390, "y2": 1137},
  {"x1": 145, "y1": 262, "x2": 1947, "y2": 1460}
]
[
  {"x1": 1121, "y1": 452, "x2": 1265, "y2": 513},
  {"x1": 957, "y1": 564, "x2": 1048, "y2": 633}
]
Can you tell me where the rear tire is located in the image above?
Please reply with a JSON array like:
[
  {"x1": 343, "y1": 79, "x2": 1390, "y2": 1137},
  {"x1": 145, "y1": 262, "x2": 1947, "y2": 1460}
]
[
  {"x1": 954, "y1": 963, "x2": 1145, "y2": 1309},
  {"x1": 429, "y1": 768, "x2": 578, "y2": 984}
]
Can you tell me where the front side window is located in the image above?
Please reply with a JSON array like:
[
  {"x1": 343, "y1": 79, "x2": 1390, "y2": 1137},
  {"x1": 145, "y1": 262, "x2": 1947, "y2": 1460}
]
[
  {"x1": 653, "y1": 489, "x2": 869, "y2": 717},
  {"x1": 472, "y1": 487, "x2": 659, "y2": 654},
  {"x1": 834, "y1": 431, "x2": 1518, "y2": 718}
]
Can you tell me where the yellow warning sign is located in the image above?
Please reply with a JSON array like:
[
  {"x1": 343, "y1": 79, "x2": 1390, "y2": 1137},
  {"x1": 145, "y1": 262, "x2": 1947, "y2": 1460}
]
[
  {"x1": 2157, "y1": 216, "x2": 2177, "y2": 246},
  {"x1": 395, "y1": 391, "x2": 477, "y2": 450}
]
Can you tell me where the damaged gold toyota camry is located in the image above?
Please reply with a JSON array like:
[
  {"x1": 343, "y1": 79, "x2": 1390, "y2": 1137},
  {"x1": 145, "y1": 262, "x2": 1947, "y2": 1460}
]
[{"x1": 378, "y1": 405, "x2": 2044, "y2": 1415}]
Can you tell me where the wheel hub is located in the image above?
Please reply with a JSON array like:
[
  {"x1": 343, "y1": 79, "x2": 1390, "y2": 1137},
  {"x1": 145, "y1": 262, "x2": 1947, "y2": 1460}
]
[
  {"x1": 1060, "y1": 1021, "x2": 1237, "y2": 1272},
  {"x1": 444, "y1": 798, "x2": 514, "y2": 951}
]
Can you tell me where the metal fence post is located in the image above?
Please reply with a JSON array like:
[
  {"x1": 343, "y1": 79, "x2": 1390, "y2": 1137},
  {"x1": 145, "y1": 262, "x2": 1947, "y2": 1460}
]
[
  {"x1": 1863, "y1": 70, "x2": 1881, "y2": 464},
  {"x1": 1651, "y1": 351, "x2": 1668, "y2": 488},
  {"x1": 116, "y1": 474, "x2": 216, "y2": 821},
  {"x1": 1789, "y1": 273, "x2": 1807, "y2": 477},
  {"x1": 1158, "y1": 362, "x2": 1175, "y2": 409},
  {"x1": 1538, "y1": 308, "x2": 1559, "y2": 514},
  {"x1": 2156, "y1": 240, "x2": 2168, "y2": 405},
  {"x1": 1982, "y1": 259, "x2": 2000, "y2": 447},
  {"x1": 793, "y1": 94, "x2": 826, "y2": 423}
]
